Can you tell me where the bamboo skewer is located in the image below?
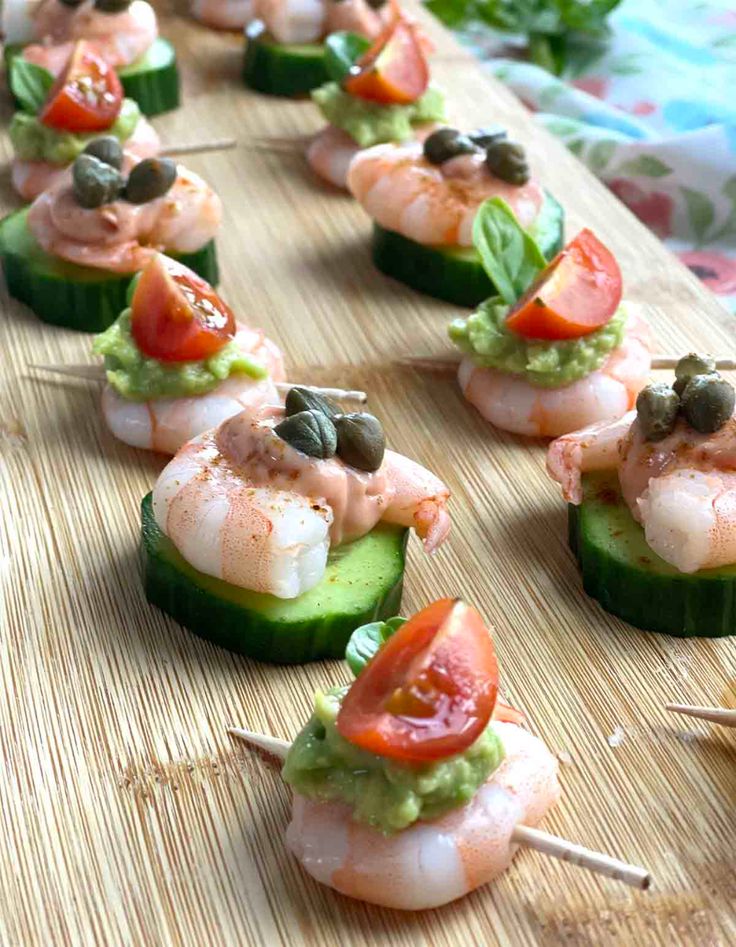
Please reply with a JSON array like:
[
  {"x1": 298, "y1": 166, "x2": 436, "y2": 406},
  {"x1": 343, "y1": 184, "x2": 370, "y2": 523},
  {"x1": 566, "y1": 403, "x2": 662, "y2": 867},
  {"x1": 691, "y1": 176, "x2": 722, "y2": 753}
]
[
  {"x1": 400, "y1": 354, "x2": 736, "y2": 375},
  {"x1": 28, "y1": 364, "x2": 368, "y2": 404},
  {"x1": 666, "y1": 704, "x2": 736, "y2": 727},
  {"x1": 245, "y1": 136, "x2": 308, "y2": 155},
  {"x1": 227, "y1": 727, "x2": 651, "y2": 891},
  {"x1": 161, "y1": 138, "x2": 238, "y2": 158}
]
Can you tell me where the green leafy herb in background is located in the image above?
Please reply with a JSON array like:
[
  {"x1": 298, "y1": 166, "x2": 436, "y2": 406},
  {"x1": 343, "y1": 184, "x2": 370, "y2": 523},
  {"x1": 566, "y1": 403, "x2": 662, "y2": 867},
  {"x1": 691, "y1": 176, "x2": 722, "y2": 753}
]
[{"x1": 424, "y1": 0, "x2": 623, "y2": 75}]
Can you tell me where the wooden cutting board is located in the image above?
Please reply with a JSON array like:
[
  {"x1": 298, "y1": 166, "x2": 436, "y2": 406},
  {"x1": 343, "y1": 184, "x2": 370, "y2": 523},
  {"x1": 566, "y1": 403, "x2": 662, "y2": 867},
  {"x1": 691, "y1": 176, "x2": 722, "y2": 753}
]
[{"x1": 2, "y1": 3, "x2": 735, "y2": 944}]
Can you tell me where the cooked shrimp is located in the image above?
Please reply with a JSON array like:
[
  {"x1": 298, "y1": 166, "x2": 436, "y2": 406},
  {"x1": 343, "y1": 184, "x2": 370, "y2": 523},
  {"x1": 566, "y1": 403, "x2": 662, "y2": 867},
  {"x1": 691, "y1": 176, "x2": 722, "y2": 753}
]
[
  {"x1": 458, "y1": 306, "x2": 653, "y2": 438},
  {"x1": 322, "y1": 0, "x2": 390, "y2": 38},
  {"x1": 286, "y1": 721, "x2": 560, "y2": 910},
  {"x1": 22, "y1": 0, "x2": 157, "y2": 73},
  {"x1": 101, "y1": 325, "x2": 285, "y2": 455},
  {"x1": 152, "y1": 403, "x2": 451, "y2": 598},
  {"x1": 11, "y1": 117, "x2": 160, "y2": 203},
  {"x1": 191, "y1": 0, "x2": 254, "y2": 29},
  {"x1": 251, "y1": 0, "x2": 387, "y2": 44},
  {"x1": 27, "y1": 154, "x2": 221, "y2": 273},
  {"x1": 347, "y1": 139, "x2": 544, "y2": 247}
]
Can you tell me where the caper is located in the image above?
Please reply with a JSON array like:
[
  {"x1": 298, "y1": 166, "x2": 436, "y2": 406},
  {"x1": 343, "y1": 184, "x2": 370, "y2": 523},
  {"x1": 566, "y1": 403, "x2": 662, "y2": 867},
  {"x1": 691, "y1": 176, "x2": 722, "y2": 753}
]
[
  {"x1": 468, "y1": 126, "x2": 507, "y2": 148},
  {"x1": 123, "y1": 158, "x2": 177, "y2": 205},
  {"x1": 485, "y1": 139, "x2": 530, "y2": 185},
  {"x1": 364, "y1": 0, "x2": 387, "y2": 8},
  {"x1": 94, "y1": 0, "x2": 132, "y2": 11},
  {"x1": 335, "y1": 413, "x2": 385, "y2": 472},
  {"x1": 681, "y1": 374, "x2": 735, "y2": 434},
  {"x1": 274, "y1": 410, "x2": 337, "y2": 459},
  {"x1": 636, "y1": 383, "x2": 680, "y2": 442},
  {"x1": 673, "y1": 352, "x2": 717, "y2": 396},
  {"x1": 423, "y1": 128, "x2": 480, "y2": 166},
  {"x1": 59, "y1": 0, "x2": 85, "y2": 6},
  {"x1": 285, "y1": 386, "x2": 338, "y2": 420},
  {"x1": 72, "y1": 154, "x2": 124, "y2": 209},
  {"x1": 83, "y1": 136, "x2": 123, "y2": 171}
]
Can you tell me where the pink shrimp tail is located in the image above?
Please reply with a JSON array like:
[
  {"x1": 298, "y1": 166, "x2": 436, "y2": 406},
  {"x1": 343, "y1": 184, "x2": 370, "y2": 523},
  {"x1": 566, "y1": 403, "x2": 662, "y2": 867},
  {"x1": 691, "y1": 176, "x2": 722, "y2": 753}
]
[
  {"x1": 414, "y1": 499, "x2": 451, "y2": 553},
  {"x1": 546, "y1": 439, "x2": 585, "y2": 505}
]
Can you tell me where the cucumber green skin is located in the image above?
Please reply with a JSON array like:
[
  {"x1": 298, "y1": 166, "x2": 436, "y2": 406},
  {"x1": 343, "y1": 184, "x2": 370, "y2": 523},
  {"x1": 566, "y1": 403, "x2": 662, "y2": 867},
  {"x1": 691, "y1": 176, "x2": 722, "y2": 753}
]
[
  {"x1": 570, "y1": 471, "x2": 736, "y2": 638},
  {"x1": 140, "y1": 493, "x2": 408, "y2": 663},
  {"x1": 0, "y1": 208, "x2": 218, "y2": 333},
  {"x1": 5, "y1": 39, "x2": 179, "y2": 116},
  {"x1": 371, "y1": 191, "x2": 565, "y2": 308},
  {"x1": 243, "y1": 20, "x2": 328, "y2": 97}
]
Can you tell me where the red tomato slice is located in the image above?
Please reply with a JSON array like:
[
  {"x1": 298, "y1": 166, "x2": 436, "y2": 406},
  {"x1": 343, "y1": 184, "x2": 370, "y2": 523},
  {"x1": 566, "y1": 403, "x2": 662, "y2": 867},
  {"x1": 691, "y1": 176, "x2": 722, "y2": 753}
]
[
  {"x1": 131, "y1": 255, "x2": 236, "y2": 363},
  {"x1": 336, "y1": 599, "x2": 499, "y2": 762},
  {"x1": 505, "y1": 229, "x2": 623, "y2": 341},
  {"x1": 344, "y1": 18, "x2": 429, "y2": 105},
  {"x1": 40, "y1": 40, "x2": 123, "y2": 133}
]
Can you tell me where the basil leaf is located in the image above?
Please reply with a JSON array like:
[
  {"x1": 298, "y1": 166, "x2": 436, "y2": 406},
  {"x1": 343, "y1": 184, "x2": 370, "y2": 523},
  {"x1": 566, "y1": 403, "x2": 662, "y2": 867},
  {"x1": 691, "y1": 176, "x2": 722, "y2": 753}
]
[
  {"x1": 345, "y1": 616, "x2": 407, "y2": 676},
  {"x1": 10, "y1": 58, "x2": 54, "y2": 114},
  {"x1": 472, "y1": 197, "x2": 546, "y2": 306},
  {"x1": 324, "y1": 31, "x2": 372, "y2": 83}
]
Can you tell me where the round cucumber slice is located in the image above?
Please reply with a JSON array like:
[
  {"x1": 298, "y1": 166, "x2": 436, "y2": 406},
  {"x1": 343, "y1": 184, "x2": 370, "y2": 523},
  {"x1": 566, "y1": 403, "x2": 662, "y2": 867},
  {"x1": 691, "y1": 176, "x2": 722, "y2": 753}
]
[
  {"x1": 570, "y1": 471, "x2": 736, "y2": 637},
  {"x1": 243, "y1": 20, "x2": 329, "y2": 97},
  {"x1": 0, "y1": 208, "x2": 218, "y2": 332},
  {"x1": 141, "y1": 493, "x2": 408, "y2": 663},
  {"x1": 371, "y1": 191, "x2": 564, "y2": 308}
]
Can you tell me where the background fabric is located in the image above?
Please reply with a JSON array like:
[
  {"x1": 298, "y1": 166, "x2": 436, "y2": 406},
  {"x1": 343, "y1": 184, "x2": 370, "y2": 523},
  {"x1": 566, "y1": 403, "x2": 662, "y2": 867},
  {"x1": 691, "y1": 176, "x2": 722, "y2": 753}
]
[{"x1": 456, "y1": 0, "x2": 736, "y2": 312}]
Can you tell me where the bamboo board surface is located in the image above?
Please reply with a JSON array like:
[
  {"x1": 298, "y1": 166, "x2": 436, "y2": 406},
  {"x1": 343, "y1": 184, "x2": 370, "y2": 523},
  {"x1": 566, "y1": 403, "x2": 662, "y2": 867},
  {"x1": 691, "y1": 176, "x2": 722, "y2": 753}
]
[{"x1": 2, "y1": 3, "x2": 736, "y2": 945}]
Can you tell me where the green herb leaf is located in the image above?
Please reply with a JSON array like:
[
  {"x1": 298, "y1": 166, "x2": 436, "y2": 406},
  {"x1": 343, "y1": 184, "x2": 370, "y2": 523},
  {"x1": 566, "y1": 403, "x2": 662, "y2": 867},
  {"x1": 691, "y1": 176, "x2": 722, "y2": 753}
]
[
  {"x1": 323, "y1": 31, "x2": 372, "y2": 83},
  {"x1": 345, "y1": 616, "x2": 407, "y2": 676},
  {"x1": 472, "y1": 197, "x2": 547, "y2": 306},
  {"x1": 10, "y1": 58, "x2": 54, "y2": 114}
]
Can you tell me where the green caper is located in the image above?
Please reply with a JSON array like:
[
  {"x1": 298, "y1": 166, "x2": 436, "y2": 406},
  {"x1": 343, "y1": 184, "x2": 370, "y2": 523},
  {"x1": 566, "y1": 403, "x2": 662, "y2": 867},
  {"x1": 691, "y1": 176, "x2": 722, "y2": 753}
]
[
  {"x1": 72, "y1": 154, "x2": 124, "y2": 209},
  {"x1": 485, "y1": 139, "x2": 530, "y2": 185},
  {"x1": 123, "y1": 158, "x2": 177, "y2": 205},
  {"x1": 94, "y1": 0, "x2": 132, "y2": 11},
  {"x1": 423, "y1": 128, "x2": 480, "y2": 166},
  {"x1": 673, "y1": 352, "x2": 717, "y2": 396},
  {"x1": 681, "y1": 374, "x2": 735, "y2": 434},
  {"x1": 285, "y1": 386, "x2": 338, "y2": 420},
  {"x1": 335, "y1": 413, "x2": 385, "y2": 471},
  {"x1": 468, "y1": 126, "x2": 507, "y2": 148},
  {"x1": 83, "y1": 136, "x2": 123, "y2": 171},
  {"x1": 59, "y1": 0, "x2": 85, "y2": 6},
  {"x1": 636, "y1": 383, "x2": 680, "y2": 441},
  {"x1": 274, "y1": 410, "x2": 337, "y2": 459}
]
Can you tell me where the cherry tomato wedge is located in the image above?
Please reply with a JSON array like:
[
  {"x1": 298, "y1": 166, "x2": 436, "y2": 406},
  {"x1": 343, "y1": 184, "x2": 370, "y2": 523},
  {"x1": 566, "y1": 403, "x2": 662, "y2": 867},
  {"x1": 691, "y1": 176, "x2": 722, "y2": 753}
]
[
  {"x1": 336, "y1": 599, "x2": 499, "y2": 762},
  {"x1": 505, "y1": 228, "x2": 623, "y2": 341},
  {"x1": 131, "y1": 254, "x2": 236, "y2": 363},
  {"x1": 344, "y1": 17, "x2": 428, "y2": 105},
  {"x1": 40, "y1": 40, "x2": 123, "y2": 133}
]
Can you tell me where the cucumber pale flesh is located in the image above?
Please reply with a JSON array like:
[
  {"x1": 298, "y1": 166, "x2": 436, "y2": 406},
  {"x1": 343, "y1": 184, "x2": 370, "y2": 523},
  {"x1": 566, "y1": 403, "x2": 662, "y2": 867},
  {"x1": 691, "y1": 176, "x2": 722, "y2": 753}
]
[
  {"x1": 570, "y1": 471, "x2": 736, "y2": 638},
  {"x1": 141, "y1": 493, "x2": 408, "y2": 663}
]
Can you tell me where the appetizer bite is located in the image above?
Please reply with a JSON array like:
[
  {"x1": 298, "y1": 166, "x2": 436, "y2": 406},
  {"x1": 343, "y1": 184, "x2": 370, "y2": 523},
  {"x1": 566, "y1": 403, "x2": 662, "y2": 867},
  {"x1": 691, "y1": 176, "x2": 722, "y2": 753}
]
[
  {"x1": 143, "y1": 398, "x2": 451, "y2": 661},
  {"x1": 93, "y1": 254, "x2": 286, "y2": 454},
  {"x1": 3, "y1": 0, "x2": 179, "y2": 116},
  {"x1": 191, "y1": 0, "x2": 253, "y2": 31},
  {"x1": 548, "y1": 355, "x2": 736, "y2": 636},
  {"x1": 449, "y1": 203, "x2": 653, "y2": 436},
  {"x1": 243, "y1": 0, "x2": 392, "y2": 97},
  {"x1": 0, "y1": 149, "x2": 221, "y2": 331},
  {"x1": 347, "y1": 126, "x2": 563, "y2": 306},
  {"x1": 8, "y1": 41, "x2": 160, "y2": 201}
]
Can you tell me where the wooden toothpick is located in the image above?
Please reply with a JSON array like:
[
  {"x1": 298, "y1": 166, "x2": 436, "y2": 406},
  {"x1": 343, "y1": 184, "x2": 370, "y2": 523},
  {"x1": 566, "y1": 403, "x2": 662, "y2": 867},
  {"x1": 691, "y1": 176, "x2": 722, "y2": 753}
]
[
  {"x1": 228, "y1": 728, "x2": 651, "y2": 890},
  {"x1": 28, "y1": 364, "x2": 367, "y2": 404},
  {"x1": 161, "y1": 138, "x2": 237, "y2": 158},
  {"x1": 401, "y1": 354, "x2": 736, "y2": 376},
  {"x1": 666, "y1": 703, "x2": 736, "y2": 728},
  {"x1": 244, "y1": 135, "x2": 308, "y2": 155}
]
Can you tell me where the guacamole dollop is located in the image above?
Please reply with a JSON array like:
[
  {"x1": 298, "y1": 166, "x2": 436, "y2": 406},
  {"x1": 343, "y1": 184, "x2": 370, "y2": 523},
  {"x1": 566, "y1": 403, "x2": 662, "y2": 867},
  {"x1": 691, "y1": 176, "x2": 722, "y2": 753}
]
[
  {"x1": 312, "y1": 82, "x2": 446, "y2": 148},
  {"x1": 10, "y1": 98, "x2": 141, "y2": 165},
  {"x1": 282, "y1": 688, "x2": 504, "y2": 835},
  {"x1": 92, "y1": 309, "x2": 267, "y2": 402},
  {"x1": 449, "y1": 298, "x2": 629, "y2": 388}
]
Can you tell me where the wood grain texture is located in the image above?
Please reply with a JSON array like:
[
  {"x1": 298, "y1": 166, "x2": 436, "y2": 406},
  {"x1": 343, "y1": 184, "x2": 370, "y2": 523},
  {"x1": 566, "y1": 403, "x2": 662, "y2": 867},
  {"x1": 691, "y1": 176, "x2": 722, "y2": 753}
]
[{"x1": 2, "y1": 3, "x2": 736, "y2": 945}]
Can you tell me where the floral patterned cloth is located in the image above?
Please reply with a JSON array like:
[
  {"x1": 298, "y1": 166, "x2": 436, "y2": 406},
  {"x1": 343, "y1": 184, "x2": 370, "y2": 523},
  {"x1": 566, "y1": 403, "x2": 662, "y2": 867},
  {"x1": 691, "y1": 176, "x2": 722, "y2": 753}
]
[{"x1": 456, "y1": 0, "x2": 736, "y2": 311}]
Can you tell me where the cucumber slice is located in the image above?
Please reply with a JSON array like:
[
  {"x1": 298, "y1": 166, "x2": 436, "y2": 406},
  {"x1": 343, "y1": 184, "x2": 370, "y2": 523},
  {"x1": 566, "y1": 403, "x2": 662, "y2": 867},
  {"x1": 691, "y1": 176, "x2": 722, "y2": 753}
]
[
  {"x1": 118, "y1": 38, "x2": 180, "y2": 117},
  {"x1": 5, "y1": 39, "x2": 179, "y2": 116},
  {"x1": 371, "y1": 191, "x2": 564, "y2": 307},
  {"x1": 141, "y1": 493, "x2": 408, "y2": 663},
  {"x1": 243, "y1": 20, "x2": 329, "y2": 97},
  {"x1": 570, "y1": 471, "x2": 736, "y2": 638},
  {"x1": 0, "y1": 208, "x2": 218, "y2": 332}
]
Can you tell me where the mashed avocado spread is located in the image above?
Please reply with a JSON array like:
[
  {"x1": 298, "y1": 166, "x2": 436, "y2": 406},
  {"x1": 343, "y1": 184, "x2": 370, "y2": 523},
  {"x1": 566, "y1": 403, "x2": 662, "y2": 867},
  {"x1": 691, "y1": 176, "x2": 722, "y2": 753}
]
[
  {"x1": 10, "y1": 98, "x2": 140, "y2": 165},
  {"x1": 282, "y1": 688, "x2": 504, "y2": 835},
  {"x1": 93, "y1": 309, "x2": 267, "y2": 402},
  {"x1": 449, "y1": 298, "x2": 628, "y2": 388},
  {"x1": 312, "y1": 82, "x2": 445, "y2": 149}
]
